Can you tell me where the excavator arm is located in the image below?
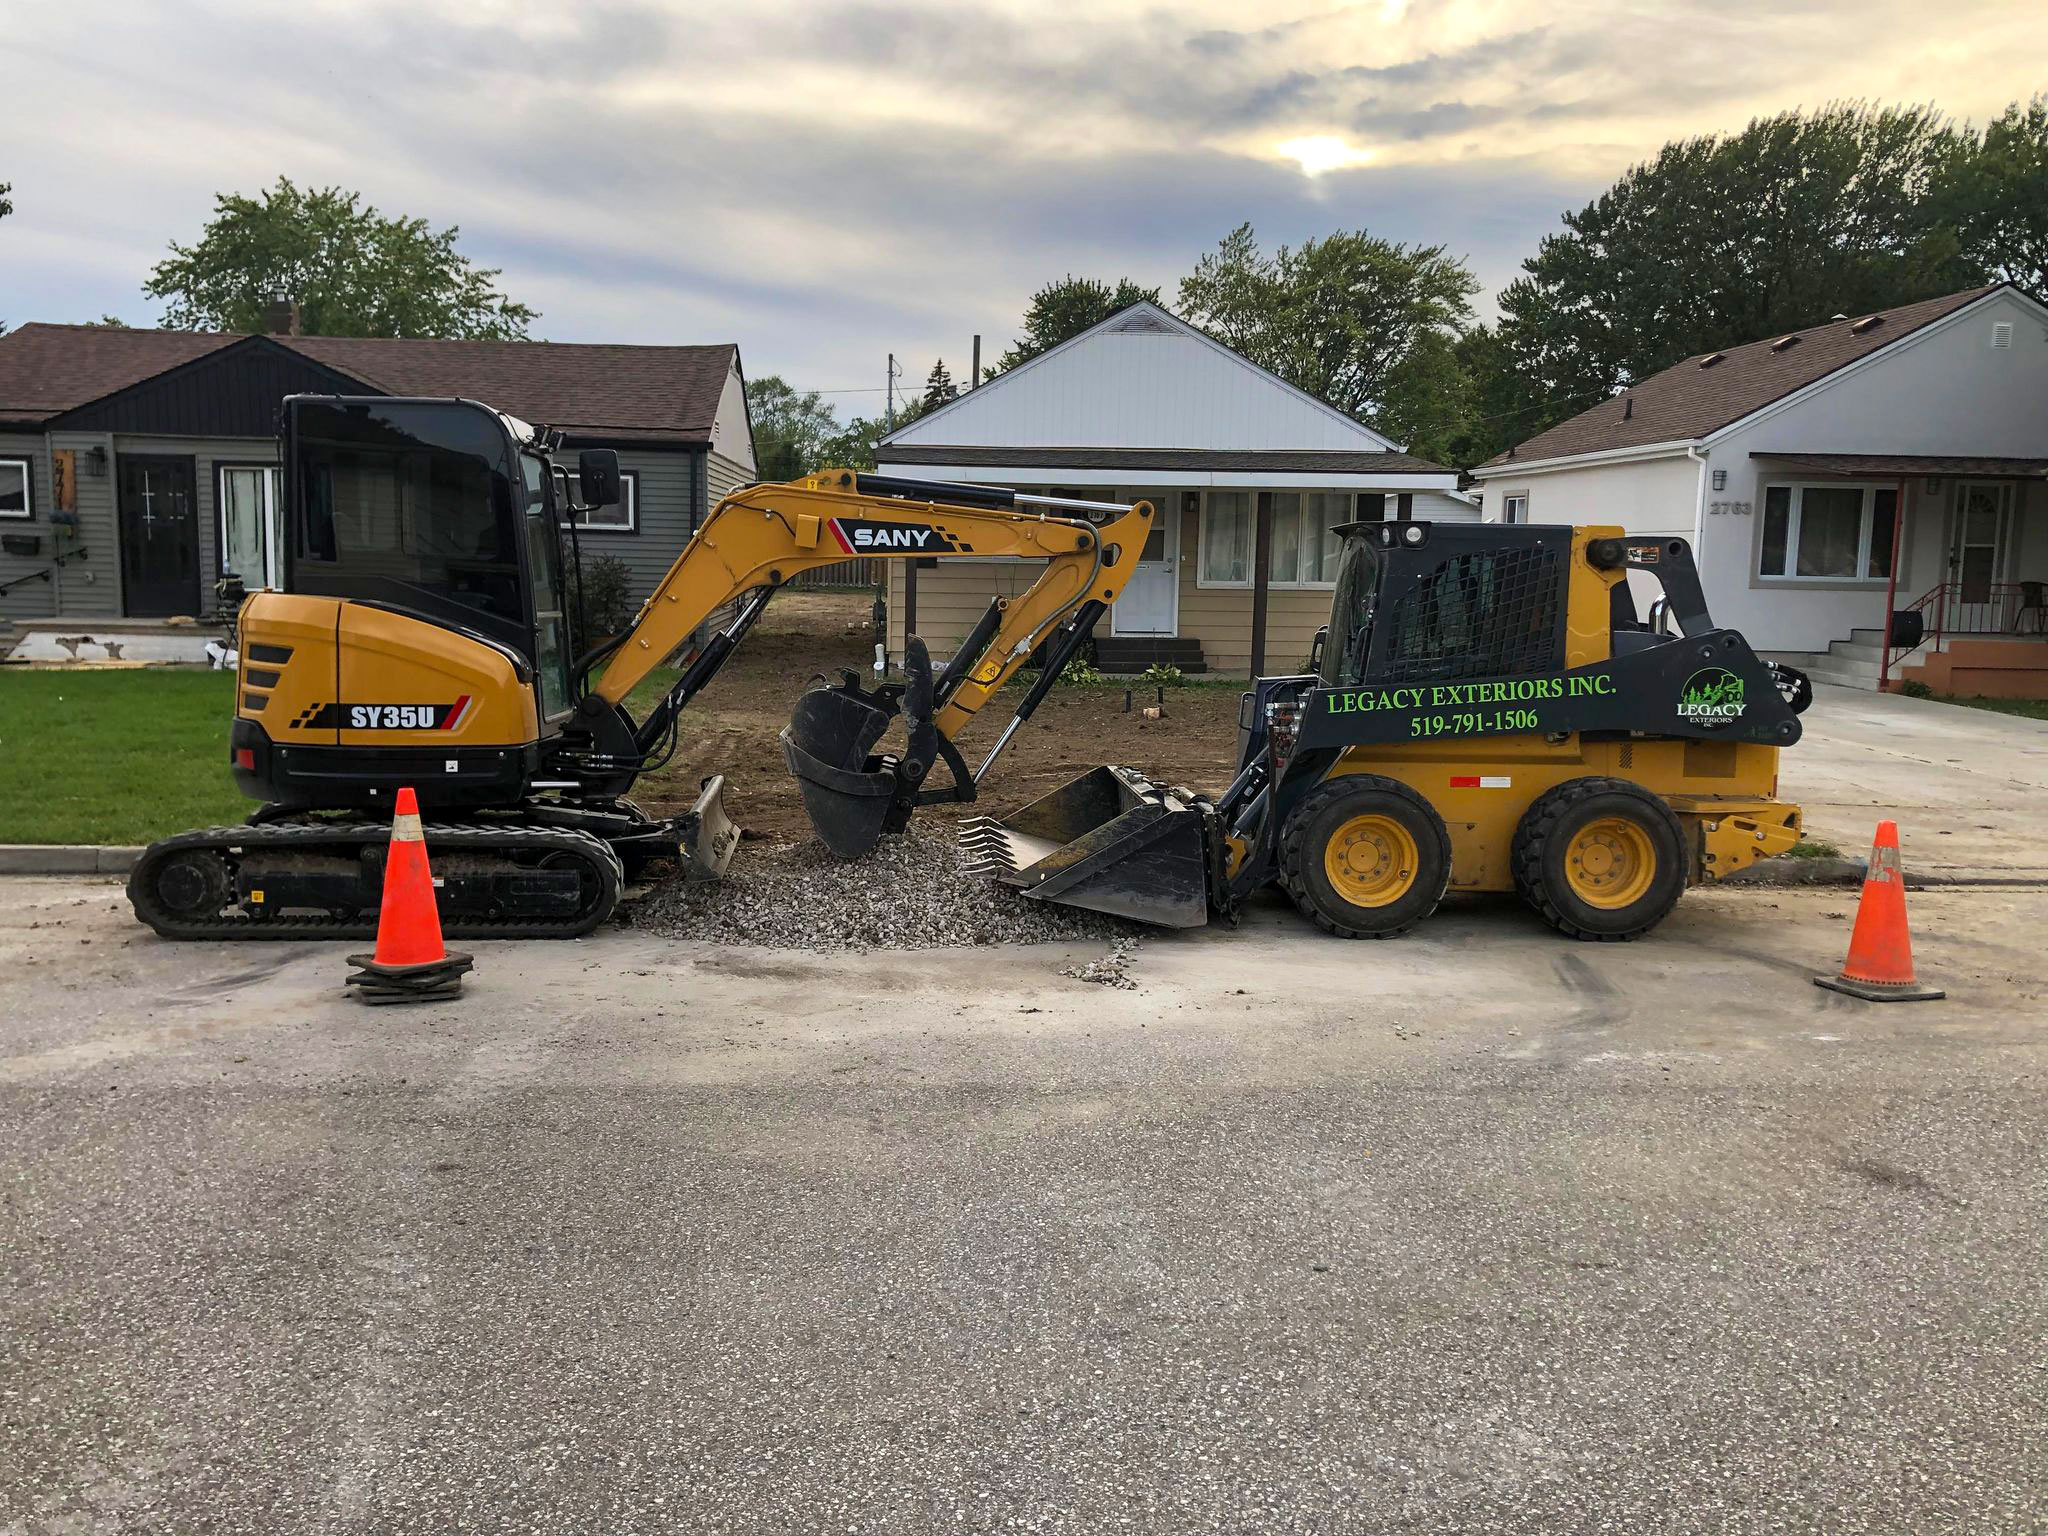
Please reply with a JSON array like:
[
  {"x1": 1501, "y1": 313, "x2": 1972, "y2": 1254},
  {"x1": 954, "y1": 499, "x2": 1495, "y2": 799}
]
[{"x1": 562, "y1": 469, "x2": 1154, "y2": 858}]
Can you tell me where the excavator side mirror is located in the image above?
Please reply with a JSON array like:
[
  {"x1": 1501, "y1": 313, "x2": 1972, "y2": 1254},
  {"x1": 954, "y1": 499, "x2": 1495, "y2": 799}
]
[
  {"x1": 578, "y1": 449, "x2": 623, "y2": 509},
  {"x1": 1307, "y1": 626, "x2": 1328, "y2": 675}
]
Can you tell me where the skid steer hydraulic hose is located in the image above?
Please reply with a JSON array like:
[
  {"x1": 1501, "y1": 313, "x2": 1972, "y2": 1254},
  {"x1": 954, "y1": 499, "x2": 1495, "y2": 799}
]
[{"x1": 974, "y1": 600, "x2": 1107, "y2": 783}]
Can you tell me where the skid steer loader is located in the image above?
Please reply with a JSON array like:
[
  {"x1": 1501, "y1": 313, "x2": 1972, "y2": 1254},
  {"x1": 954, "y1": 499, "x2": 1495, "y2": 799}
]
[{"x1": 962, "y1": 520, "x2": 1812, "y2": 941}]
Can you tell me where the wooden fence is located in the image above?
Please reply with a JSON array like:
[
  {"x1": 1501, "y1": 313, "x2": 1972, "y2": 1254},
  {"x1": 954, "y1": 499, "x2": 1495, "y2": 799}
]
[{"x1": 787, "y1": 558, "x2": 882, "y2": 590}]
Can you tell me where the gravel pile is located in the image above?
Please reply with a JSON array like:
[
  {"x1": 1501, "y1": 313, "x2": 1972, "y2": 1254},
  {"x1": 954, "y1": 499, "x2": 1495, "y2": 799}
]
[
  {"x1": 1061, "y1": 937, "x2": 1139, "y2": 988},
  {"x1": 631, "y1": 830, "x2": 1137, "y2": 951}
]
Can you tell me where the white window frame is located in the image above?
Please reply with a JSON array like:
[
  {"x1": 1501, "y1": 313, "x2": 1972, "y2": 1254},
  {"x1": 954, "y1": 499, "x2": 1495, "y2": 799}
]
[
  {"x1": 1757, "y1": 481, "x2": 1896, "y2": 583},
  {"x1": 215, "y1": 462, "x2": 283, "y2": 588},
  {"x1": 566, "y1": 469, "x2": 638, "y2": 533},
  {"x1": 1501, "y1": 492, "x2": 1529, "y2": 525},
  {"x1": 0, "y1": 457, "x2": 32, "y2": 520},
  {"x1": 1198, "y1": 489, "x2": 1357, "y2": 590}
]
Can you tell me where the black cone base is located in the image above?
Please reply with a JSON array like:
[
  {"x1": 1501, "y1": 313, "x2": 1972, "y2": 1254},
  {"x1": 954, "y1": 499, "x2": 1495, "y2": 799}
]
[{"x1": 345, "y1": 950, "x2": 475, "y2": 1005}]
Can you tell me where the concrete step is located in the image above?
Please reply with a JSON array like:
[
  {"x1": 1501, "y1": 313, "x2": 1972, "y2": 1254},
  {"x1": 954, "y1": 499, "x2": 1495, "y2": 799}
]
[
  {"x1": 1802, "y1": 664, "x2": 1882, "y2": 691},
  {"x1": 1827, "y1": 639, "x2": 1886, "y2": 664}
]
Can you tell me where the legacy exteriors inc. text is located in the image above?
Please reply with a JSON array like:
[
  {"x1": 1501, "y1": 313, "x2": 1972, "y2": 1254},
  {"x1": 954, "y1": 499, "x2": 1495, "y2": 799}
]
[{"x1": 1326, "y1": 674, "x2": 1618, "y2": 714}]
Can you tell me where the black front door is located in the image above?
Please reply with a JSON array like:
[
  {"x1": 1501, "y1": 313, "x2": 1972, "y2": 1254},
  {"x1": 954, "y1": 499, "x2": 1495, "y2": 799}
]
[{"x1": 118, "y1": 455, "x2": 201, "y2": 616}]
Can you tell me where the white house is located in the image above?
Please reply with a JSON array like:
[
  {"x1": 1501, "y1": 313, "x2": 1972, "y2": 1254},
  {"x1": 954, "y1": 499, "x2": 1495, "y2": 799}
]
[
  {"x1": 875, "y1": 302, "x2": 1472, "y2": 675},
  {"x1": 1470, "y1": 283, "x2": 2048, "y2": 695}
]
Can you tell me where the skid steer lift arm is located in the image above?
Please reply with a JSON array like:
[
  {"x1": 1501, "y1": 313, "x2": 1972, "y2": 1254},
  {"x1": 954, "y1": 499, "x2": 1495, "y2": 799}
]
[{"x1": 562, "y1": 469, "x2": 1154, "y2": 855}]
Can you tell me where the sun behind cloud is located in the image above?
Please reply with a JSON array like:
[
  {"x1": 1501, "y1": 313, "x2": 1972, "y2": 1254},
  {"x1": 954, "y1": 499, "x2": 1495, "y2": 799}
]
[{"x1": 1276, "y1": 135, "x2": 1376, "y2": 177}]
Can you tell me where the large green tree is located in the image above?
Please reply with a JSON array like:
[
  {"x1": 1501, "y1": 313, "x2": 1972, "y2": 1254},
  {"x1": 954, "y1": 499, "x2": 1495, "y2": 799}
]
[
  {"x1": 999, "y1": 275, "x2": 1161, "y2": 369},
  {"x1": 1490, "y1": 104, "x2": 1973, "y2": 440},
  {"x1": 746, "y1": 374, "x2": 841, "y2": 481},
  {"x1": 1932, "y1": 94, "x2": 2048, "y2": 291},
  {"x1": 145, "y1": 177, "x2": 536, "y2": 338},
  {"x1": 1177, "y1": 223, "x2": 1478, "y2": 438}
]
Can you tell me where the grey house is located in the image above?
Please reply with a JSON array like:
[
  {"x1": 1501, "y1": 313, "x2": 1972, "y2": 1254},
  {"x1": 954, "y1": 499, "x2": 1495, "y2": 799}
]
[{"x1": 0, "y1": 324, "x2": 755, "y2": 625}]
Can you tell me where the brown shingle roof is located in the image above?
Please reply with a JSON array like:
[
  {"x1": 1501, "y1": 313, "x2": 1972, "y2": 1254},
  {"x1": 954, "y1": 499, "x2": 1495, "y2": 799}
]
[
  {"x1": 1483, "y1": 286, "x2": 2007, "y2": 468},
  {"x1": 283, "y1": 335, "x2": 738, "y2": 443},
  {"x1": 0, "y1": 323, "x2": 739, "y2": 443},
  {"x1": 0, "y1": 324, "x2": 238, "y2": 425}
]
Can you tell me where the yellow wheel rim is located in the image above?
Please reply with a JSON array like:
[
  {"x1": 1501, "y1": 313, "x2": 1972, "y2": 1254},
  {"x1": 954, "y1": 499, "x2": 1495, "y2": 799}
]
[
  {"x1": 1323, "y1": 814, "x2": 1419, "y2": 907},
  {"x1": 1564, "y1": 816, "x2": 1658, "y2": 909}
]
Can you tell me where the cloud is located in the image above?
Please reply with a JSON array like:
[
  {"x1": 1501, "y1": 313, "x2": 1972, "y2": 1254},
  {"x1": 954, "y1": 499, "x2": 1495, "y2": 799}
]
[{"x1": 5, "y1": 0, "x2": 2043, "y2": 397}]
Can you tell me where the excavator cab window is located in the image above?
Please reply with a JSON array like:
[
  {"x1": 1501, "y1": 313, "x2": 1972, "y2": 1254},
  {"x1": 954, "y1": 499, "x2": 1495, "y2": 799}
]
[
  {"x1": 521, "y1": 453, "x2": 575, "y2": 720},
  {"x1": 287, "y1": 397, "x2": 532, "y2": 659}
]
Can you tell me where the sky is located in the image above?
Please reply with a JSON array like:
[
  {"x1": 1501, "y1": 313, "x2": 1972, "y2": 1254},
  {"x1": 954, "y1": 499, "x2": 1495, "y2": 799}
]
[{"x1": 6, "y1": 0, "x2": 2044, "y2": 417}]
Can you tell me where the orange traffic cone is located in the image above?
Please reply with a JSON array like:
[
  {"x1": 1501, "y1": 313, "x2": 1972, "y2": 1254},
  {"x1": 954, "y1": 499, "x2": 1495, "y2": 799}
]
[
  {"x1": 1814, "y1": 821, "x2": 1943, "y2": 1002},
  {"x1": 345, "y1": 788, "x2": 473, "y2": 1004}
]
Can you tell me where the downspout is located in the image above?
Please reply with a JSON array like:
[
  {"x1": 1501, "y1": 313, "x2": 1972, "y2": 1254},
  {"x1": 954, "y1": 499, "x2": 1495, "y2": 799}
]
[{"x1": 1684, "y1": 443, "x2": 1708, "y2": 548}]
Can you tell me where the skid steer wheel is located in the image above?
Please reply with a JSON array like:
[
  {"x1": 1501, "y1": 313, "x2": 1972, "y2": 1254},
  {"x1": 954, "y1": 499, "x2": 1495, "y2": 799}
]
[
  {"x1": 1513, "y1": 777, "x2": 1685, "y2": 941},
  {"x1": 1279, "y1": 776, "x2": 1452, "y2": 939}
]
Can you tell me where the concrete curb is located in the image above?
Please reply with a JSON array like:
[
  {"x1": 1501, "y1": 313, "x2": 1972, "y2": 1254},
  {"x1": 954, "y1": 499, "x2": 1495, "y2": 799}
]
[
  {"x1": 1727, "y1": 857, "x2": 2048, "y2": 891},
  {"x1": 0, "y1": 845, "x2": 143, "y2": 875}
]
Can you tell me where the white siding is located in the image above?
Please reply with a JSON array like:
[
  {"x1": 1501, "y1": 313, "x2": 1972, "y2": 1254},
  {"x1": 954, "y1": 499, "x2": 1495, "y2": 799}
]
[
  {"x1": 707, "y1": 362, "x2": 755, "y2": 475},
  {"x1": 887, "y1": 306, "x2": 1396, "y2": 453}
]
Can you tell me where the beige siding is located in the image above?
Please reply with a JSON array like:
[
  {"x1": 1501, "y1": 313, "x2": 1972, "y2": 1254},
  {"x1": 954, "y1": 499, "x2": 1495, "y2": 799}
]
[
  {"x1": 1177, "y1": 510, "x2": 1332, "y2": 675},
  {"x1": 885, "y1": 560, "x2": 1040, "y2": 658}
]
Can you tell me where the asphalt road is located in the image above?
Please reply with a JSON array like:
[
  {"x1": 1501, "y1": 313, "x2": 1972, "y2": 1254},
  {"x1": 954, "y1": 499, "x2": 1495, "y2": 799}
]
[{"x1": 2, "y1": 877, "x2": 2044, "y2": 1534}]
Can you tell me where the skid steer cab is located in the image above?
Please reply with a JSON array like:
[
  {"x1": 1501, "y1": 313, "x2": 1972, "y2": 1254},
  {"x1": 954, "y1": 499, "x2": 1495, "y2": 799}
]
[{"x1": 963, "y1": 521, "x2": 1812, "y2": 942}]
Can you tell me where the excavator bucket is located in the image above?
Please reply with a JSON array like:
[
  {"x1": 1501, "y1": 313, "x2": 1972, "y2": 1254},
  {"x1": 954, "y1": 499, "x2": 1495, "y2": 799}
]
[
  {"x1": 780, "y1": 683, "x2": 901, "y2": 858},
  {"x1": 959, "y1": 765, "x2": 1214, "y2": 928}
]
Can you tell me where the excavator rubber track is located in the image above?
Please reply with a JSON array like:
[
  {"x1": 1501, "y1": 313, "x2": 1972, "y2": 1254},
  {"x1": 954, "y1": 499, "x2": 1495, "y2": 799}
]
[{"x1": 127, "y1": 819, "x2": 625, "y2": 941}]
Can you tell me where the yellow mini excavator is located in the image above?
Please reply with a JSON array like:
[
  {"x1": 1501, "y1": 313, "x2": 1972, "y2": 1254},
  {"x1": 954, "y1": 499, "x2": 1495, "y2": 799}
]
[
  {"x1": 128, "y1": 394, "x2": 1152, "y2": 940},
  {"x1": 964, "y1": 520, "x2": 1811, "y2": 941}
]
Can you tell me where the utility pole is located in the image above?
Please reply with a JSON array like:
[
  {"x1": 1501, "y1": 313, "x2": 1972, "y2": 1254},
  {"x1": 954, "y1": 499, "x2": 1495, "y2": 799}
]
[{"x1": 970, "y1": 335, "x2": 981, "y2": 390}]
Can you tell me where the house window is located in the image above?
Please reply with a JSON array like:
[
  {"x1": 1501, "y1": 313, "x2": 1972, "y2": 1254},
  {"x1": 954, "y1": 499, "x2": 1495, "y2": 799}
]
[
  {"x1": 1200, "y1": 490, "x2": 1252, "y2": 585},
  {"x1": 217, "y1": 464, "x2": 282, "y2": 587},
  {"x1": 1502, "y1": 493, "x2": 1528, "y2": 525},
  {"x1": 0, "y1": 458, "x2": 31, "y2": 519},
  {"x1": 566, "y1": 470, "x2": 638, "y2": 532},
  {"x1": 1202, "y1": 490, "x2": 1357, "y2": 587},
  {"x1": 1759, "y1": 483, "x2": 1897, "y2": 581}
]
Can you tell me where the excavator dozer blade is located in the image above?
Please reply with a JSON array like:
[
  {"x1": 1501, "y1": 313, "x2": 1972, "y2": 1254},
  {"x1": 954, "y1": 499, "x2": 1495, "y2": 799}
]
[
  {"x1": 780, "y1": 683, "x2": 900, "y2": 858},
  {"x1": 680, "y1": 773, "x2": 740, "y2": 882},
  {"x1": 959, "y1": 765, "x2": 1214, "y2": 928}
]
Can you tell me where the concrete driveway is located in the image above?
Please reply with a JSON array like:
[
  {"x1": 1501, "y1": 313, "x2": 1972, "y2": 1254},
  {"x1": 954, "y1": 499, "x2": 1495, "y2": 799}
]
[
  {"x1": 2, "y1": 872, "x2": 2043, "y2": 1534},
  {"x1": 1790, "y1": 686, "x2": 2048, "y2": 878}
]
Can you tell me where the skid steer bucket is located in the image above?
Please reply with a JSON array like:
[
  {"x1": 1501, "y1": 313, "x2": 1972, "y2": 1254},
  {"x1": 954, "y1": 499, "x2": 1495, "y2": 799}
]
[
  {"x1": 960, "y1": 765, "x2": 1214, "y2": 928},
  {"x1": 780, "y1": 683, "x2": 900, "y2": 858}
]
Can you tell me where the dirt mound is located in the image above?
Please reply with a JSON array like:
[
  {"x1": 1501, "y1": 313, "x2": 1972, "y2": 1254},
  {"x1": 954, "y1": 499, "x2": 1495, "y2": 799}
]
[{"x1": 630, "y1": 830, "x2": 1135, "y2": 951}]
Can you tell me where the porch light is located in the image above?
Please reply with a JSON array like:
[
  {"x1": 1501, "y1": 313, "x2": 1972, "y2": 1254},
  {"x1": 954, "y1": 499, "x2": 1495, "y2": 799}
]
[{"x1": 1711, "y1": 469, "x2": 1727, "y2": 491}]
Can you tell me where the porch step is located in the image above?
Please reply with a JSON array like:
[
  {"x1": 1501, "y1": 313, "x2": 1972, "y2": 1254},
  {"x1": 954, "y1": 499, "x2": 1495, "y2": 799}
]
[
  {"x1": 1093, "y1": 636, "x2": 1208, "y2": 674},
  {"x1": 1897, "y1": 635, "x2": 2048, "y2": 699}
]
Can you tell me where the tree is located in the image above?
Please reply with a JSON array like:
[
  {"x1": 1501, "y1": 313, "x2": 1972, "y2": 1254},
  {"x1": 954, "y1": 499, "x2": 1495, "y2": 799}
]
[
  {"x1": 817, "y1": 394, "x2": 933, "y2": 472},
  {"x1": 1932, "y1": 94, "x2": 2048, "y2": 291},
  {"x1": 999, "y1": 275, "x2": 1162, "y2": 369},
  {"x1": 746, "y1": 374, "x2": 841, "y2": 481},
  {"x1": 144, "y1": 177, "x2": 536, "y2": 338},
  {"x1": 1176, "y1": 223, "x2": 1478, "y2": 431},
  {"x1": 1492, "y1": 103, "x2": 1973, "y2": 440},
  {"x1": 921, "y1": 358, "x2": 956, "y2": 411}
]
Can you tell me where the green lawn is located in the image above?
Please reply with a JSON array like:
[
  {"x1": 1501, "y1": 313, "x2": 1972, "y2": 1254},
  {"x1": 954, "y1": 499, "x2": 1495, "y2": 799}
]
[
  {"x1": 0, "y1": 671, "x2": 248, "y2": 844},
  {"x1": 1934, "y1": 694, "x2": 2048, "y2": 721}
]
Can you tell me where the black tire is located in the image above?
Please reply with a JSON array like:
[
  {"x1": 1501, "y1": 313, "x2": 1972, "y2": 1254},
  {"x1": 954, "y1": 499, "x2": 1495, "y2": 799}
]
[
  {"x1": 1278, "y1": 776, "x2": 1452, "y2": 939},
  {"x1": 1513, "y1": 777, "x2": 1686, "y2": 941}
]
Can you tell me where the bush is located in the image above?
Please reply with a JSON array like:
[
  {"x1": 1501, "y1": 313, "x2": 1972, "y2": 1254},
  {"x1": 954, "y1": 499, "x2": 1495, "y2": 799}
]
[
  {"x1": 569, "y1": 553, "x2": 637, "y2": 645},
  {"x1": 1140, "y1": 662, "x2": 1183, "y2": 687},
  {"x1": 1899, "y1": 679, "x2": 1934, "y2": 700},
  {"x1": 1057, "y1": 655, "x2": 1103, "y2": 686}
]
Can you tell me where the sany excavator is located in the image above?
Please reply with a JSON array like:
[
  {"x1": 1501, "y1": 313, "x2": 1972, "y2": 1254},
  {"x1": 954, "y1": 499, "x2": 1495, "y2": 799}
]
[{"x1": 127, "y1": 394, "x2": 1152, "y2": 940}]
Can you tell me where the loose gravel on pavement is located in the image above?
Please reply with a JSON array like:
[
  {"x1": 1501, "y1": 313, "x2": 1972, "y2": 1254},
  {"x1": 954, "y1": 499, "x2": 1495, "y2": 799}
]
[{"x1": 631, "y1": 830, "x2": 1136, "y2": 950}]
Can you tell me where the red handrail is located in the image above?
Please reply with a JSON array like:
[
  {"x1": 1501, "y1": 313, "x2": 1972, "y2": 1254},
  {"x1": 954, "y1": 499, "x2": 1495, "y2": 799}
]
[{"x1": 1886, "y1": 579, "x2": 2043, "y2": 681}]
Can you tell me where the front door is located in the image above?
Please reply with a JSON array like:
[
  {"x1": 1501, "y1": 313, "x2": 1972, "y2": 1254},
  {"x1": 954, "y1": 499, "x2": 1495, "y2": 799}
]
[
  {"x1": 1947, "y1": 481, "x2": 2013, "y2": 631},
  {"x1": 1111, "y1": 498, "x2": 1178, "y2": 636},
  {"x1": 118, "y1": 455, "x2": 201, "y2": 616}
]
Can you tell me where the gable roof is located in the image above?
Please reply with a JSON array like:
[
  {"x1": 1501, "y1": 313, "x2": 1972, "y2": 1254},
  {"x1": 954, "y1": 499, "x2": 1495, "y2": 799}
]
[
  {"x1": 0, "y1": 323, "x2": 740, "y2": 444},
  {"x1": 880, "y1": 444, "x2": 1450, "y2": 474},
  {"x1": 881, "y1": 300, "x2": 1404, "y2": 455},
  {"x1": 0, "y1": 324, "x2": 239, "y2": 426},
  {"x1": 1481, "y1": 285, "x2": 2012, "y2": 469}
]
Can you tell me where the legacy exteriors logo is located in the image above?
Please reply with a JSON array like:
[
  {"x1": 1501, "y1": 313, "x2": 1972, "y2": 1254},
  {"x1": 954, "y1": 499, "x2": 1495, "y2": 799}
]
[{"x1": 1677, "y1": 667, "x2": 1745, "y2": 728}]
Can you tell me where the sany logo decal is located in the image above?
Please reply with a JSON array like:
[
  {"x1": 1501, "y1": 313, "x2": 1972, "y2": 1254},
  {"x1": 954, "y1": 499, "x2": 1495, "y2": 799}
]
[{"x1": 827, "y1": 517, "x2": 971, "y2": 554}]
